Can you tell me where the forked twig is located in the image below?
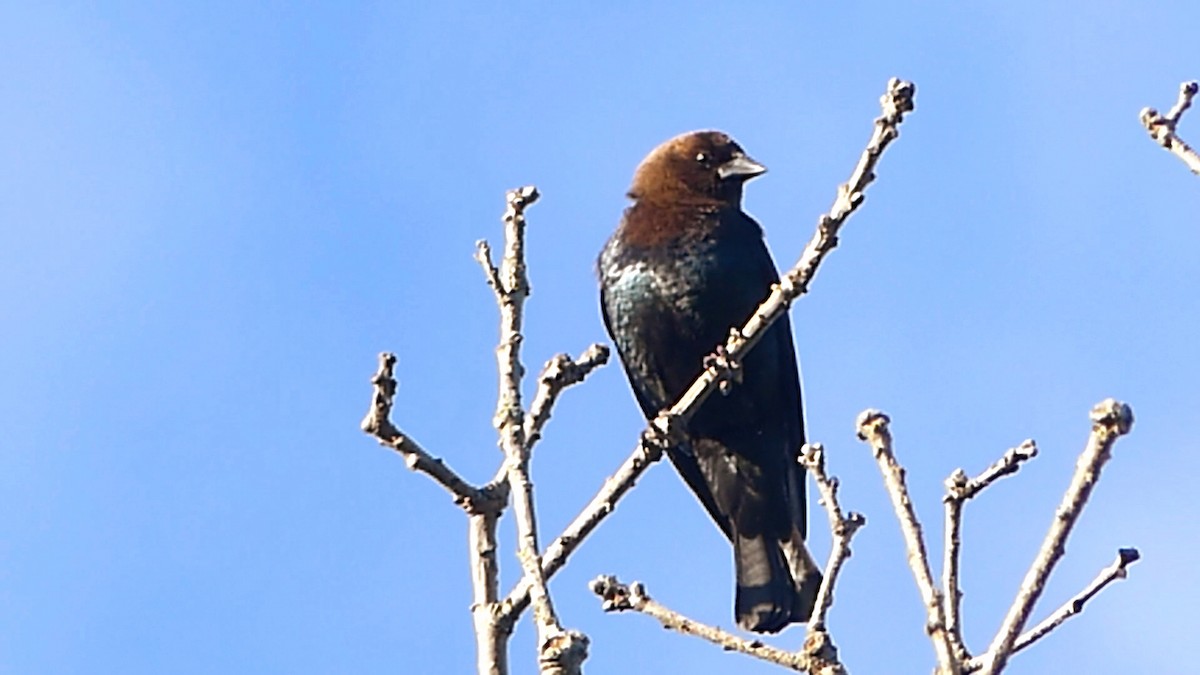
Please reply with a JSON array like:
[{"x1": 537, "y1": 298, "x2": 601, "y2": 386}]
[
  {"x1": 1140, "y1": 80, "x2": 1200, "y2": 174},
  {"x1": 977, "y1": 400, "x2": 1134, "y2": 675},
  {"x1": 799, "y1": 443, "x2": 866, "y2": 633},
  {"x1": 942, "y1": 440, "x2": 1039, "y2": 659},
  {"x1": 360, "y1": 352, "x2": 498, "y2": 512}
]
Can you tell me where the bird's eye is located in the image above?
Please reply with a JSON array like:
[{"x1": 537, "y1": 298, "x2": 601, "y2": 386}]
[{"x1": 695, "y1": 152, "x2": 708, "y2": 164}]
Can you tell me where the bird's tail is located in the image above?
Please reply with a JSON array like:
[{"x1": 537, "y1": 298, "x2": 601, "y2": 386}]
[
  {"x1": 782, "y1": 527, "x2": 823, "y2": 620},
  {"x1": 734, "y1": 528, "x2": 822, "y2": 633}
]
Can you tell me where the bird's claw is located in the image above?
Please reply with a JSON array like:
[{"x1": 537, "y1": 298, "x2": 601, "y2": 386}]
[{"x1": 704, "y1": 343, "x2": 743, "y2": 396}]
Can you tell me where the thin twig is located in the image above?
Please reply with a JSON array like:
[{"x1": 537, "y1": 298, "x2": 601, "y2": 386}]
[
  {"x1": 964, "y1": 548, "x2": 1139, "y2": 673},
  {"x1": 1140, "y1": 80, "x2": 1200, "y2": 174},
  {"x1": 942, "y1": 440, "x2": 1039, "y2": 660},
  {"x1": 489, "y1": 345, "x2": 611, "y2": 487},
  {"x1": 525, "y1": 345, "x2": 610, "y2": 450},
  {"x1": 360, "y1": 351, "x2": 507, "y2": 673},
  {"x1": 489, "y1": 187, "x2": 550, "y2": 633},
  {"x1": 977, "y1": 399, "x2": 1135, "y2": 675},
  {"x1": 589, "y1": 576, "x2": 848, "y2": 674},
  {"x1": 942, "y1": 479, "x2": 969, "y2": 663},
  {"x1": 360, "y1": 352, "x2": 498, "y2": 511},
  {"x1": 856, "y1": 410, "x2": 959, "y2": 674},
  {"x1": 953, "y1": 440, "x2": 1040, "y2": 501},
  {"x1": 799, "y1": 443, "x2": 866, "y2": 633},
  {"x1": 482, "y1": 187, "x2": 587, "y2": 673},
  {"x1": 496, "y1": 77, "x2": 917, "y2": 631},
  {"x1": 471, "y1": 188, "x2": 542, "y2": 675},
  {"x1": 484, "y1": 187, "x2": 536, "y2": 442},
  {"x1": 474, "y1": 240, "x2": 504, "y2": 296}
]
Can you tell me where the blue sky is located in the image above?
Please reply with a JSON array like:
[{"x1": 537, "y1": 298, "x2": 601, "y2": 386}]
[{"x1": 3, "y1": 3, "x2": 1197, "y2": 674}]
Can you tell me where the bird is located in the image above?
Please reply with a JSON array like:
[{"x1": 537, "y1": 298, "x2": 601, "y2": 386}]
[{"x1": 598, "y1": 130, "x2": 822, "y2": 633}]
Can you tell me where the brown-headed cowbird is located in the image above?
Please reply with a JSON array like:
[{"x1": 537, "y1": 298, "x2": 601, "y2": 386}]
[{"x1": 598, "y1": 131, "x2": 821, "y2": 633}]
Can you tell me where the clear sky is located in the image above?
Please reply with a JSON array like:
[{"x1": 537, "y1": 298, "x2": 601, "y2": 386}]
[{"x1": 3, "y1": 3, "x2": 1197, "y2": 674}]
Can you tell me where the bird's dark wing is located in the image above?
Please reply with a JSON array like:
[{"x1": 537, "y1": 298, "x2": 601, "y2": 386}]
[
  {"x1": 681, "y1": 212, "x2": 808, "y2": 541},
  {"x1": 748, "y1": 241, "x2": 808, "y2": 540},
  {"x1": 600, "y1": 263, "x2": 734, "y2": 539},
  {"x1": 677, "y1": 218, "x2": 817, "y2": 629}
]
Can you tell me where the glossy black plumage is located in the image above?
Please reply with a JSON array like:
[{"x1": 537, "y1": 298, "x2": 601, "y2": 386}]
[{"x1": 598, "y1": 131, "x2": 821, "y2": 633}]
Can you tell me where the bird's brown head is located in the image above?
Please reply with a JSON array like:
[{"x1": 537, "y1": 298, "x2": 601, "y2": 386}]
[{"x1": 628, "y1": 130, "x2": 766, "y2": 206}]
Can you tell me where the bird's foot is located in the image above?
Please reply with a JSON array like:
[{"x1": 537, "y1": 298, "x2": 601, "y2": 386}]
[{"x1": 703, "y1": 341, "x2": 744, "y2": 396}]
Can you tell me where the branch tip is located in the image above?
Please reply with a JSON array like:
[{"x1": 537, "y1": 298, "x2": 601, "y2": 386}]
[
  {"x1": 854, "y1": 409, "x2": 890, "y2": 442},
  {"x1": 589, "y1": 575, "x2": 639, "y2": 612},
  {"x1": 539, "y1": 630, "x2": 589, "y2": 675},
  {"x1": 1118, "y1": 547, "x2": 1140, "y2": 566},
  {"x1": 1090, "y1": 398, "x2": 1134, "y2": 435},
  {"x1": 1141, "y1": 80, "x2": 1200, "y2": 174},
  {"x1": 967, "y1": 547, "x2": 1142, "y2": 673},
  {"x1": 507, "y1": 185, "x2": 540, "y2": 209}
]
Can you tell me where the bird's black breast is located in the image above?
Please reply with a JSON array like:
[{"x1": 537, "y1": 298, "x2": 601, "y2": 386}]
[{"x1": 598, "y1": 203, "x2": 804, "y2": 460}]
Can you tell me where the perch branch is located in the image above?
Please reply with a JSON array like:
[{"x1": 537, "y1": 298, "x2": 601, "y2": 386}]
[
  {"x1": 977, "y1": 399, "x2": 1134, "y2": 675},
  {"x1": 496, "y1": 77, "x2": 916, "y2": 631},
  {"x1": 964, "y1": 548, "x2": 1139, "y2": 673},
  {"x1": 589, "y1": 576, "x2": 847, "y2": 674},
  {"x1": 670, "y1": 78, "x2": 917, "y2": 432},
  {"x1": 942, "y1": 440, "x2": 1039, "y2": 660},
  {"x1": 1140, "y1": 80, "x2": 1200, "y2": 174},
  {"x1": 856, "y1": 410, "x2": 959, "y2": 674}
]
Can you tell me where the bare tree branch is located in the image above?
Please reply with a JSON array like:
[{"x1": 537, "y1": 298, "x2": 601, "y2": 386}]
[
  {"x1": 952, "y1": 440, "x2": 1040, "y2": 502},
  {"x1": 799, "y1": 443, "x2": 866, "y2": 633},
  {"x1": 360, "y1": 78, "x2": 1147, "y2": 673},
  {"x1": 469, "y1": 510, "x2": 507, "y2": 675},
  {"x1": 1141, "y1": 80, "x2": 1200, "y2": 174},
  {"x1": 977, "y1": 399, "x2": 1135, "y2": 675},
  {"x1": 475, "y1": 239, "x2": 505, "y2": 295},
  {"x1": 496, "y1": 434, "x2": 667, "y2": 630},
  {"x1": 856, "y1": 410, "x2": 960, "y2": 674},
  {"x1": 941, "y1": 474, "x2": 968, "y2": 661},
  {"x1": 525, "y1": 345, "x2": 611, "y2": 451},
  {"x1": 360, "y1": 351, "x2": 509, "y2": 674},
  {"x1": 482, "y1": 187, "x2": 535, "y2": 443},
  {"x1": 360, "y1": 352, "x2": 498, "y2": 512},
  {"x1": 964, "y1": 548, "x2": 1139, "y2": 673},
  {"x1": 589, "y1": 576, "x2": 847, "y2": 674},
  {"x1": 480, "y1": 186, "x2": 588, "y2": 673},
  {"x1": 942, "y1": 440, "x2": 1039, "y2": 660},
  {"x1": 359, "y1": 63, "x2": 1147, "y2": 673},
  {"x1": 497, "y1": 77, "x2": 916, "y2": 631},
  {"x1": 488, "y1": 344, "x2": 612, "y2": 489}
]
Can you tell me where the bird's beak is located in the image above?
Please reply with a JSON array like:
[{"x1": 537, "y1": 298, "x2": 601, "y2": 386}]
[{"x1": 717, "y1": 154, "x2": 767, "y2": 180}]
